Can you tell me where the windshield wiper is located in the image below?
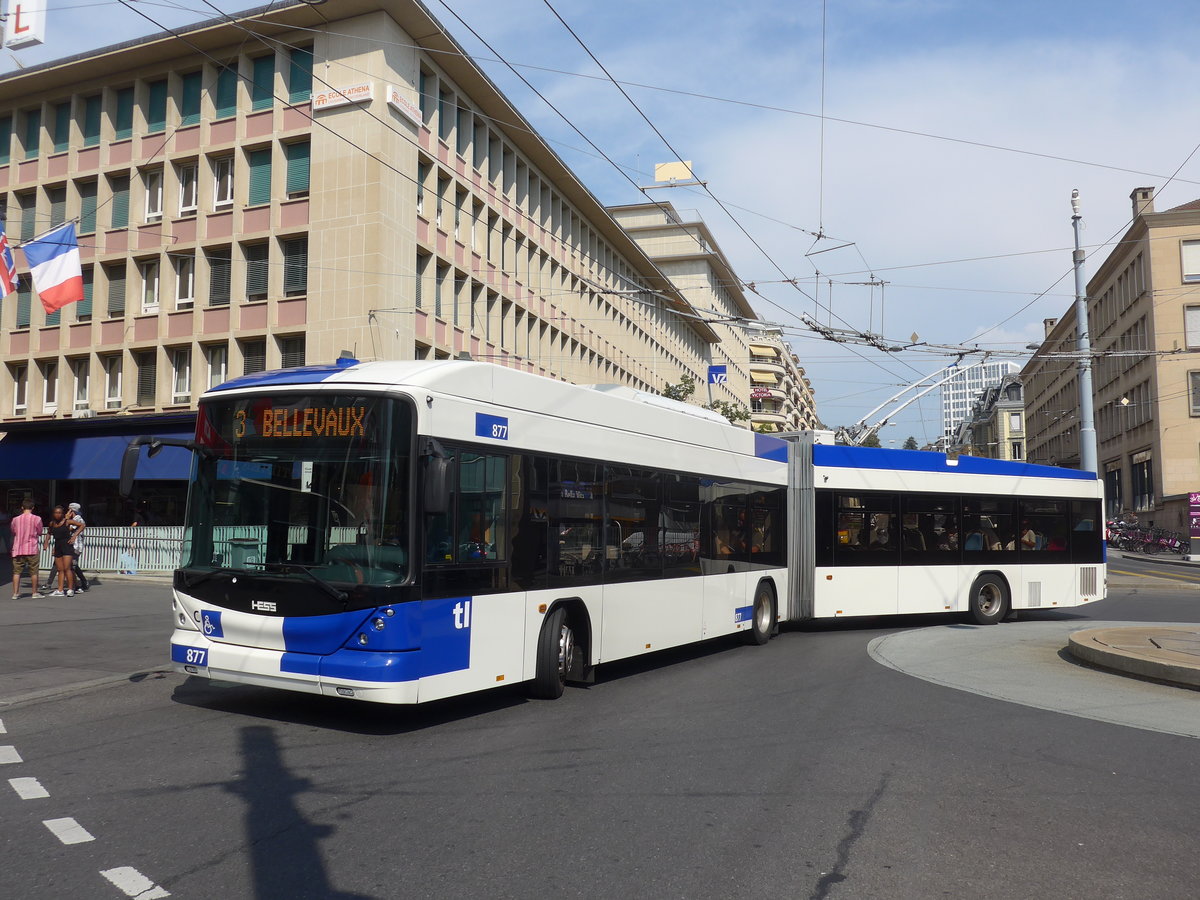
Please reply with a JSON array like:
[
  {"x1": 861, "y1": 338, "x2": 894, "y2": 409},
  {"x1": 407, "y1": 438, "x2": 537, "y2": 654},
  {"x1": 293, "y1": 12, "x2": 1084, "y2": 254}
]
[
  {"x1": 263, "y1": 562, "x2": 348, "y2": 604},
  {"x1": 182, "y1": 566, "x2": 243, "y2": 589}
]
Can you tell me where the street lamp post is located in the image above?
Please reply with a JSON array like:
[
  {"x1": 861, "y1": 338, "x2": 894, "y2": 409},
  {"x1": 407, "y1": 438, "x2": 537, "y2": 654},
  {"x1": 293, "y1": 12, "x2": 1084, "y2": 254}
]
[{"x1": 1071, "y1": 190, "x2": 1098, "y2": 475}]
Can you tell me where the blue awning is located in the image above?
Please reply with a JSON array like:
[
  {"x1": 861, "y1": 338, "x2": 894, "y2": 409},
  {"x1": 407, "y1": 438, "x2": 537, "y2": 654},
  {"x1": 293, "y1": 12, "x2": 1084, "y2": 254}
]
[{"x1": 0, "y1": 429, "x2": 194, "y2": 480}]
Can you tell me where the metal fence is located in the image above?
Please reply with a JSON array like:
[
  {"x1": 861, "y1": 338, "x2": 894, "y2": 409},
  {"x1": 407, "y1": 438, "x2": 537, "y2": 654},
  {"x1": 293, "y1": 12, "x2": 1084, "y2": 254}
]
[{"x1": 44, "y1": 527, "x2": 184, "y2": 574}]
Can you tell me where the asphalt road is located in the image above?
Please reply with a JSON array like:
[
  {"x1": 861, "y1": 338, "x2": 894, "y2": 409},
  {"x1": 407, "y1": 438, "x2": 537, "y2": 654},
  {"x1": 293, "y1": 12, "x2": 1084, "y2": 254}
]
[{"x1": 2, "y1": 567, "x2": 1199, "y2": 899}]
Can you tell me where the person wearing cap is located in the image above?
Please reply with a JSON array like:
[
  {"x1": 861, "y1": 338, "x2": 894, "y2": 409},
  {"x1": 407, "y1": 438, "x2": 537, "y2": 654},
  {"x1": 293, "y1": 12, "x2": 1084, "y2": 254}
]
[{"x1": 66, "y1": 503, "x2": 89, "y2": 593}]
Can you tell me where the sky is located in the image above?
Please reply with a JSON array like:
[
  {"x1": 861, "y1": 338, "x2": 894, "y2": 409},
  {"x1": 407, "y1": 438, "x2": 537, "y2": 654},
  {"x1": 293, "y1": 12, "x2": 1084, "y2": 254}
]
[{"x1": 9, "y1": 0, "x2": 1200, "y2": 445}]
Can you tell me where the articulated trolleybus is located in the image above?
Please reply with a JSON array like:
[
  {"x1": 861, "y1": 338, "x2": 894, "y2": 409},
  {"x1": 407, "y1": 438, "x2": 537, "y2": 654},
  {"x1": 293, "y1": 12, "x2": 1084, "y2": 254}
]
[{"x1": 124, "y1": 359, "x2": 1104, "y2": 706}]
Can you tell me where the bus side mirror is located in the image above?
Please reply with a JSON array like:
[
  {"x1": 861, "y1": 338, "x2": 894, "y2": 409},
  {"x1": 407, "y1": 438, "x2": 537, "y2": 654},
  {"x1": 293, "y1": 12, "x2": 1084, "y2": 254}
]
[
  {"x1": 422, "y1": 437, "x2": 451, "y2": 514},
  {"x1": 119, "y1": 437, "x2": 152, "y2": 499}
]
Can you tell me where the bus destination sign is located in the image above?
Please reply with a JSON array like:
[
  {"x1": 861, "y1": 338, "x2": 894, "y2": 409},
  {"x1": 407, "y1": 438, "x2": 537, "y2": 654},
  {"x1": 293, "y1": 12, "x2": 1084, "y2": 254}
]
[{"x1": 234, "y1": 405, "x2": 368, "y2": 440}]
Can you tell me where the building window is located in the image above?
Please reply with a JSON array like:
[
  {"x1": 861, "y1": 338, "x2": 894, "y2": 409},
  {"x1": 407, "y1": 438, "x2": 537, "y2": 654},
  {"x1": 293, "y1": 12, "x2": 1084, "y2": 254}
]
[
  {"x1": 1131, "y1": 453, "x2": 1154, "y2": 511},
  {"x1": 104, "y1": 354, "x2": 123, "y2": 409},
  {"x1": 143, "y1": 168, "x2": 163, "y2": 220},
  {"x1": 41, "y1": 360, "x2": 57, "y2": 412},
  {"x1": 23, "y1": 107, "x2": 41, "y2": 160},
  {"x1": 16, "y1": 284, "x2": 31, "y2": 328},
  {"x1": 241, "y1": 338, "x2": 266, "y2": 375},
  {"x1": 1183, "y1": 240, "x2": 1200, "y2": 284},
  {"x1": 175, "y1": 253, "x2": 195, "y2": 308},
  {"x1": 212, "y1": 155, "x2": 234, "y2": 207},
  {"x1": 78, "y1": 266, "x2": 93, "y2": 321},
  {"x1": 416, "y1": 162, "x2": 428, "y2": 215},
  {"x1": 72, "y1": 358, "x2": 89, "y2": 410},
  {"x1": 214, "y1": 65, "x2": 238, "y2": 119},
  {"x1": 171, "y1": 347, "x2": 191, "y2": 403},
  {"x1": 17, "y1": 190, "x2": 35, "y2": 241},
  {"x1": 135, "y1": 350, "x2": 157, "y2": 407},
  {"x1": 1008, "y1": 412, "x2": 1021, "y2": 432},
  {"x1": 1185, "y1": 306, "x2": 1200, "y2": 348},
  {"x1": 206, "y1": 344, "x2": 228, "y2": 389},
  {"x1": 106, "y1": 262, "x2": 126, "y2": 317},
  {"x1": 1104, "y1": 466, "x2": 1122, "y2": 518},
  {"x1": 1190, "y1": 371, "x2": 1200, "y2": 416},
  {"x1": 11, "y1": 363, "x2": 27, "y2": 413},
  {"x1": 178, "y1": 162, "x2": 198, "y2": 214},
  {"x1": 250, "y1": 55, "x2": 275, "y2": 110},
  {"x1": 282, "y1": 236, "x2": 307, "y2": 296},
  {"x1": 1010, "y1": 441, "x2": 1023, "y2": 460},
  {"x1": 78, "y1": 180, "x2": 98, "y2": 234},
  {"x1": 288, "y1": 47, "x2": 313, "y2": 103},
  {"x1": 0, "y1": 115, "x2": 12, "y2": 164},
  {"x1": 285, "y1": 141, "x2": 309, "y2": 197},
  {"x1": 109, "y1": 174, "x2": 130, "y2": 229},
  {"x1": 139, "y1": 258, "x2": 159, "y2": 312},
  {"x1": 244, "y1": 242, "x2": 269, "y2": 301},
  {"x1": 247, "y1": 147, "x2": 271, "y2": 206},
  {"x1": 47, "y1": 185, "x2": 66, "y2": 227},
  {"x1": 279, "y1": 336, "x2": 305, "y2": 368},
  {"x1": 207, "y1": 247, "x2": 232, "y2": 306},
  {"x1": 146, "y1": 79, "x2": 168, "y2": 133},
  {"x1": 114, "y1": 87, "x2": 134, "y2": 140},
  {"x1": 180, "y1": 71, "x2": 202, "y2": 126},
  {"x1": 52, "y1": 101, "x2": 71, "y2": 153}
]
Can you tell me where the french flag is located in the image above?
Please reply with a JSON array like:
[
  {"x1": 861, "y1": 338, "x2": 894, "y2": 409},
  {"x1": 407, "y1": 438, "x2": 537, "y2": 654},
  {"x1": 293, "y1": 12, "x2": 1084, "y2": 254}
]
[
  {"x1": 23, "y1": 222, "x2": 84, "y2": 314},
  {"x1": 0, "y1": 220, "x2": 18, "y2": 299}
]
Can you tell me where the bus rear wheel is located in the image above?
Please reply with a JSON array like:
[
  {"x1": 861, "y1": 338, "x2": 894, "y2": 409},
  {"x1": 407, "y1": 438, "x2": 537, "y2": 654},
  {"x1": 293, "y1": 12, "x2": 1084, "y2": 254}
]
[
  {"x1": 966, "y1": 574, "x2": 1008, "y2": 625},
  {"x1": 529, "y1": 606, "x2": 574, "y2": 699},
  {"x1": 745, "y1": 582, "x2": 776, "y2": 645}
]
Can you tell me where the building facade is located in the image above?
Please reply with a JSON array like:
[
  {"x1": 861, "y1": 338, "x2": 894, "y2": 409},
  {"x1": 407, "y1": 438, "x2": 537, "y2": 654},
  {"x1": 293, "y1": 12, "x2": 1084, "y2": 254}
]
[
  {"x1": 948, "y1": 374, "x2": 1026, "y2": 460},
  {"x1": 0, "y1": 1, "x2": 753, "y2": 521},
  {"x1": 1027, "y1": 187, "x2": 1200, "y2": 526},
  {"x1": 939, "y1": 359, "x2": 1021, "y2": 438}
]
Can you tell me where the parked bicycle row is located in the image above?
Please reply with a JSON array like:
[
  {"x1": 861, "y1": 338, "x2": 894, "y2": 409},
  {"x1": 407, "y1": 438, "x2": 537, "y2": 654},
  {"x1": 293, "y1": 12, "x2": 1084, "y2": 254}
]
[{"x1": 1106, "y1": 521, "x2": 1191, "y2": 555}]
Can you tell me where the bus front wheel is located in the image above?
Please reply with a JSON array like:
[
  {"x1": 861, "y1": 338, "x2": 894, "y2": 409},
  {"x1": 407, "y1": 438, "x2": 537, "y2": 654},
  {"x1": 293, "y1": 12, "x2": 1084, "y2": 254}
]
[
  {"x1": 529, "y1": 606, "x2": 574, "y2": 699},
  {"x1": 967, "y1": 574, "x2": 1008, "y2": 625},
  {"x1": 745, "y1": 582, "x2": 776, "y2": 645}
]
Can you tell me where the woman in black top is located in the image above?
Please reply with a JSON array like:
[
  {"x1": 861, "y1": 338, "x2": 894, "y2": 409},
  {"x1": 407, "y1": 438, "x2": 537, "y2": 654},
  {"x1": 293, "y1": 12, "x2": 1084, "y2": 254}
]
[{"x1": 44, "y1": 506, "x2": 80, "y2": 596}]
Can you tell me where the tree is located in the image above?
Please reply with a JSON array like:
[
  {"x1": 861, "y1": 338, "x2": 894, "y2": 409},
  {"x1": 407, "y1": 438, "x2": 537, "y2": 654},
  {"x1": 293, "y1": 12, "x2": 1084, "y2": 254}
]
[
  {"x1": 660, "y1": 374, "x2": 751, "y2": 425},
  {"x1": 903, "y1": 435, "x2": 919, "y2": 450},
  {"x1": 859, "y1": 432, "x2": 881, "y2": 448}
]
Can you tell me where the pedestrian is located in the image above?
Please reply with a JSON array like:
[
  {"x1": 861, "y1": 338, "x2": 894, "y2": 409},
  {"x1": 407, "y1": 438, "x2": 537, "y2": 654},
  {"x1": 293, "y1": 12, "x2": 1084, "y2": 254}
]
[
  {"x1": 43, "y1": 505, "x2": 80, "y2": 596},
  {"x1": 10, "y1": 499, "x2": 46, "y2": 600},
  {"x1": 66, "y1": 502, "x2": 89, "y2": 592}
]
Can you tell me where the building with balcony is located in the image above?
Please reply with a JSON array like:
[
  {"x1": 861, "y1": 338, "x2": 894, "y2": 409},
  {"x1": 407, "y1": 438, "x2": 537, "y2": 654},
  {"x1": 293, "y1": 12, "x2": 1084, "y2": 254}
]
[
  {"x1": 0, "y1": 1, "x2": 746, "y2": 522},
  {"x1": 1026, "y1": 187, "x2": 1200, "y2": 526},
  {"x1": 608, "y1": 201, "x2": 820, "y2": 431}
]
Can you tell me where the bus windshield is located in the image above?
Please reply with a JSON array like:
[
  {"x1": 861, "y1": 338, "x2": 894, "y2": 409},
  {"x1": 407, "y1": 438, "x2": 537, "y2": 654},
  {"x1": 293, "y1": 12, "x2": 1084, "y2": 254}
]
[{"x1": 183, "y1": 392, "x2": 411, "y2": 587}]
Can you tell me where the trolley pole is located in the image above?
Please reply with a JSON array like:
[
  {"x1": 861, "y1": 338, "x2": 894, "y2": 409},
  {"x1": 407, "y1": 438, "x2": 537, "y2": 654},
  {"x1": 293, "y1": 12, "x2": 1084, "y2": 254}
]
[{"x1": 1071, "y1": 189, "x2": 1098, "y2": 475}]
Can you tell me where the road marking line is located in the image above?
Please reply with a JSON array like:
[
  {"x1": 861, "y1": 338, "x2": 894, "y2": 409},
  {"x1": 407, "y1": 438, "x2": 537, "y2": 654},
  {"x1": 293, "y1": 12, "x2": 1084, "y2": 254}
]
[
  {"x1": 0, "y1": 717, "x2": 6, "y2": 733},
  {"x1": 43, "y1": 817, "x2": 95, "y2": 844},
  {"x1": 9, "y1": 777, "x2": 49, "y2": 799},
  {"x1": 0, "y1": 745, "x2": 22, "y2": 764},
  {"x1": 1110, "y1": 567, "x2": 1200, "y2": 583},
  {"x1": 100, "y1": 867, "x2": 171, "y2": 899}
]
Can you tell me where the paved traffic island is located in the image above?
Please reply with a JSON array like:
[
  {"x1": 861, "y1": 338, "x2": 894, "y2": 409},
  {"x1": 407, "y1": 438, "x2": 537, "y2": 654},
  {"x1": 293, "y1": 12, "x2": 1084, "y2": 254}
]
[{"x1": 1068, "y1": 626, "x2": 1200, "y2": 688}]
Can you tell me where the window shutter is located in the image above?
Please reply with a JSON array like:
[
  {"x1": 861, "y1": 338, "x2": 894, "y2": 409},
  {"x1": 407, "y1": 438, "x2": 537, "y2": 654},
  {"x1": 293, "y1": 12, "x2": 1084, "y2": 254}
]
[
  {"x1": 1192, "y1": 372, "x2": 1200, "y2": 416},
  {"x1": 83, "y1": 96, "x2": 101, "y2": 147},
  {"x1": 147, "y1": 79, "x2": 168, "y2": 132},
  {"x1": 115, "y1": 88, "x2": 134, "y2": 140},
  {"x1": 180, "y1": 72, "x2": 202, "y2": 126},
  {"x1": 79, "y1": 182, "x2": 98, "y2": 234},
  {"x1": 53, "y1": 102, "x2": 71, "y2": 153},
  {"x1": 110, "y1": 176, "x2": 130, "y2": 229},
  {"x1": 17, "y1": 285, "x2": 31, "y2": 328},
  {"x1": 78, "y1": 268, "x2": 93, "y2": 319},
  {"x1": 244, "y1": 243, "x2": 269, "y2": 299},
  {"x1": 136, "y1": 351, "x2": 157, "y2": 406},
  {"x1": 24, "y1": 108, "x2": 40, "y2": 159},
  {"x1": 251, "y1": 56, "x2": 274, "y2": 110},
  {"x1": 288, "y1": 48, "x2": 313, "y2": 103},
  {"x1": 283, "y1": 237, "x2": 307, "y2": 295},
  {"x1": 1186, "y1": 307, "x2": 1200, "y2": 349},
  {"x1": 0, "y1": 116, "x2": 11, "y2": 164},
  {"x1": 48, "y1": 186, "x2": 66, "y2": 226},
  {"x1": 1183, "y1": 241, "x2": 1200, "y2": 282},
  {"x1": 208, "y1": 248, "x2": 231, "y2": 306},
  {"x1": 106, "y1": 264, "x2": 126, "y2": 317},
  {"x1": 279, "y1": 336, "x2": 305, "y2": 368},
  {"x1": 215, "y1": 67, "x2": 238, "y2": 118},
  {"x1": 285, "y1": 141, "x2": 309, "y2": 196},
  {"x1": 248, "y1": 148, "x2": 272, "y2": 206},
  {"x1": 19, "y1": 193, "x2": 35, "y2": 241},
  {"x1": 242, "y1": 339, "x2": 266, "y2": 375}
]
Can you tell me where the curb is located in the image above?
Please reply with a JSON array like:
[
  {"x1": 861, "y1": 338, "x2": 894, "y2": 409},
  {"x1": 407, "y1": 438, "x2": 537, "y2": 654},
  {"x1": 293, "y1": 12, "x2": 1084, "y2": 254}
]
[{"x1": 1067, "y1": 627, "x2": 1200, "y2": 689}]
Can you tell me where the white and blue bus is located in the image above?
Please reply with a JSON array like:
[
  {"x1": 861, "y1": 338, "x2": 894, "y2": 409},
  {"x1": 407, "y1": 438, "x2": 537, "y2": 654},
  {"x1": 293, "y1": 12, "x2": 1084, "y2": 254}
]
[
  {"x1": 124, "y1": 359, "x2": 1104, "y2": 705},
  {"x1": 127, "y1": 359, "x2": 789, "y2": 704}
]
